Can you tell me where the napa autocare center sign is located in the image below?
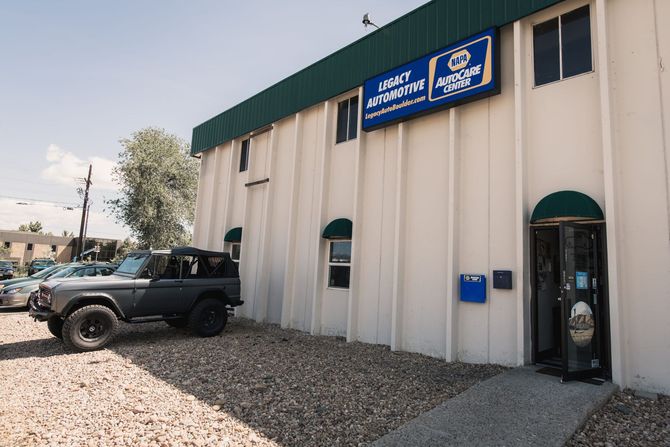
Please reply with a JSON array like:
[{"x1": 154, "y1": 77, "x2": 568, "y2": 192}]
[{"x1": 363, "y1": 28, "x2": 499, "y2": 131}]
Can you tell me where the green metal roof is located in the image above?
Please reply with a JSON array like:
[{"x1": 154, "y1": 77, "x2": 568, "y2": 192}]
[
  {"x1": 531, "y1": 191, "x2": 604, "y2": 223},
  {"x1": 192, "y1": 0, "x2": 564, "y2": 155},
  {"x1": 322, "y1": 218, "x2": 353, "y2": 239}
]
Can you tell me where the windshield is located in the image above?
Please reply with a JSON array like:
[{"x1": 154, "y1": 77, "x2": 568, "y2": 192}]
[
  {"x1": 31, "y1": 264, "x2": 65, "y2": 279},
  {"x1": 32, "y1": 260, "x2": 53, "y2": 266},
  {"x1": 0, "y1": 261, "x2": 12, "y2": 268},
  {"x1": 49, "y1": 266, "x2": 79, "y2": 279},
  {"x1": 116, "y1": 253, "x2": 150, "y2": 275}
]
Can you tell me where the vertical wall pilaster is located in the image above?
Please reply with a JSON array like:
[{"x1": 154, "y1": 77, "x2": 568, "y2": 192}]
[
  {"x1": 445, "y1": 108, "x2": 460, "y2": 361},
  {"x1": 595, "y1": 0, "x2": 625, "y2": 387},
  {"x1": 390, "y1": 122, "x2": 407, "y2": 351},
  {"x1": 254, "y1": 129, "x2": 278, "y2": 322},
  {"x1": 310, "y1": 102, "x2": 333, "y2": 335},
  {"x1": 347, "y1": 86, "x2": 366, "y2": 342},
  {"x1": 281, "y1": 113, "x2": 303, "y2": 328},
  {"x1": 220, "y1": 140, "x2": 237, "y2": 251},
  {"x1": 513, "y1": 20, "x2": 530, "y2": 366}
]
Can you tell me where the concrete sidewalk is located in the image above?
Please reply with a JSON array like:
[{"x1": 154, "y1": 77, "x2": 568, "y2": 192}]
[{"x1": 372, "y1": 366, "x2": 617, "y2": 447}]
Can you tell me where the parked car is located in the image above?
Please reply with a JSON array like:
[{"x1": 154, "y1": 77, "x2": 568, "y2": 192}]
[
  {"x1": 0, "y1": 263, "x2": 115, "y2": 309},
  {"x1": 0, "y1": 260, "x2": 14, "y2": 279},
  {"x1": 28, "y1": 258, "x2": 56, "y2": 275},
  {"x1": 30, "y1": 247, "x2": 242, "y2": 352}
]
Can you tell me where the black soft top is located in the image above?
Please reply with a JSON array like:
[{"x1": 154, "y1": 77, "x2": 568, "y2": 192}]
[{"x1": 130, "y1": 246, "x2": 231, "y2": 258}]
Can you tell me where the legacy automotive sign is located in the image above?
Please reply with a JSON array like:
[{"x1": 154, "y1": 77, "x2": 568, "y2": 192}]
[{"x1": 363, "y1": 28, "x2": 499, "y2": 131}]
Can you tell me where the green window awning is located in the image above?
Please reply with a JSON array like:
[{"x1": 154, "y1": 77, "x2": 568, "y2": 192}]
[
  {"x1": 224, "y1": 227, "x2": 242, "y2": 242},
  {"x1": 322, "y1": 218, "x2": 352, "y2": 239},
  {"x1": 530, "y1": 191, "x2": 604, "y2": 224}
]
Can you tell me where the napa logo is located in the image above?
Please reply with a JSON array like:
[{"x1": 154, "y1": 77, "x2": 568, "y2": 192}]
[{"x1": 448, "y1": 50, "x2": 471, "y2": 71}]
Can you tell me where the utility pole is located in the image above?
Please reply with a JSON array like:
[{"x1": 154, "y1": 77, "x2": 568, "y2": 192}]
[{"x1": 77, "y1": 164, "x2": 92, "y2": 260}]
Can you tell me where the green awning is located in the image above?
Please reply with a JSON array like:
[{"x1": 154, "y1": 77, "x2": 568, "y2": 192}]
[
  {"x1": 530, "y1": 191, "x2": 604, "y2": 223},
  {"x1": 224, "y1": 227, "x2": 242, "y2": 242},
  {"x1": 322, "y1": 218, "x2": 352, "y2": 239}
]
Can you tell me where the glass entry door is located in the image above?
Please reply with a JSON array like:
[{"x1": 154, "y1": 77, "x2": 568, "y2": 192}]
[{"x1": 559, "y1": 222, "x2": 603, "y2": 381}]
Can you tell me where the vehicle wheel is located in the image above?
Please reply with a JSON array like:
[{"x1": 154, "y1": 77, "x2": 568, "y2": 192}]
[
  {"x1": 47, "y1": 316, "x2": 64, "y2": 339},
  {"x1": 62, "y1": 305, "x2": 119, "y2": 352},
  {"x1": 165, "y1": 318, "x2": 188, "y2": 328},
  {"x1": 188, "y1": 299, "x2": 228, "y2": 337}
]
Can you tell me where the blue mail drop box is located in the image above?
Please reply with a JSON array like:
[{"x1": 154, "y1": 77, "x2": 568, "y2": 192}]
[{"x1": 460, "y1": 274, "x2": 486, "y2": 303}]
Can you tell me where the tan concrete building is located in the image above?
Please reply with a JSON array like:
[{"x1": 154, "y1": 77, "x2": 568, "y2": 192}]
[
  {"x1": 191, "y1": 0, "x2": 670, "y2": 393},
  {"x1": 0, "y1": 231, "x2": 122, "y2": 264},
  {"x1": 0, "y1": 231, "x2": 75, "y2": 264}
]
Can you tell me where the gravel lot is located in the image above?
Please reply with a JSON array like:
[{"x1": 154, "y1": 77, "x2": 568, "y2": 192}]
[
  {"x1": 568, "y1": 389, "x2": 670, "y2": 447},
  {"x1": 0, "y1": 311, "x2": 504, "y2": 447}
]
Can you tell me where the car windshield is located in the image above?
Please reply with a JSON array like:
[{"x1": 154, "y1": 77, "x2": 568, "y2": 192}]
[
  {"x1": 0, "y1": 261, "x2": 12, "y2": 268},
  {"x1": 116, "y1": 253, "x2": 150, "y2": 275},
  {"x1": 32, "y1": 260, "x2": 53, "y2": 266},
  {"x1": 49, "y1": 266, "x2": 80, "y2": 278},
  {"x1": 31, "y1": 264, "x2": 64, "y2": 278}
]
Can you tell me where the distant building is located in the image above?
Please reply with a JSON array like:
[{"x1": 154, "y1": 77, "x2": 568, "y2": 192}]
[{"x1": 0, "y1": 230, "x2": 122, "y2": 264}]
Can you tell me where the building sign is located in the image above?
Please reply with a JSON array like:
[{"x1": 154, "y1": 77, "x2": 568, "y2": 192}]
[{"x1": 363, "y1": 28, "x2": 499, "y2": 131}]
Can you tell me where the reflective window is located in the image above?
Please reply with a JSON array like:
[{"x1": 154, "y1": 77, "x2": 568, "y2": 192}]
[
  {"x1": 231, "y1": 243, "x2": 241, "y2": 263},
  {"x1": 533, "y1": 5, "x2": 592, "y2": 87},
  {"x1": 336, "y1": 97, "x2": 359, "y2": 144},
  {"x1": 328, "y1": 241, "x2": 351, "y2": 288},
  {"x1": 240, "y1": 139, "x2": 250, "y2": 172}
]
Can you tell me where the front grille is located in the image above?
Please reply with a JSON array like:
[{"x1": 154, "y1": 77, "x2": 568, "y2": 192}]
[{"x1": 37, "y1": 288, "x2": 51, "y2": 308}]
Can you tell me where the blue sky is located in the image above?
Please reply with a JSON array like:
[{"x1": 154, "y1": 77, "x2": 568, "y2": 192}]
[{"x1": 0, "y1": 0, "x2": 426, "y2": 239}]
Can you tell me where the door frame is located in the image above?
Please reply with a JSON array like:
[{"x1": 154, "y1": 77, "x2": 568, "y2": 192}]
[{"x1": 529, "y1": 220, "x2": 611, "y2": 379}]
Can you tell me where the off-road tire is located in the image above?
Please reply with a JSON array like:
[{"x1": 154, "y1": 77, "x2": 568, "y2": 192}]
[
  {"x1": 187, "y1": 299, "x2": 228, "y2": 337},
  {"x1": 165, "y1": 318, "x2": 188, "y2": 328},
  {"x1": 62, "y1": 305, "x2": 119, "y2": 352},
  {"x1": 47, "y1": 316, "x2": 64, "y2": 339}
]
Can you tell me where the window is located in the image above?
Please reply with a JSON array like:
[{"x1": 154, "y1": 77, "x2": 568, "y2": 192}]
[
  {"x1": 240, "y1": 139, "x2": 250, "y2": 172},
  {"x1": 231, "y1": 243, "x2": 241, "y2": 263},
  {"x1": 336, "y1": 96, "x2": 359, "y2": 144},
  {"x1": 26, "y1": 243, "x2": 33, "y2": 251},
  {"x1": 51, "y1": 245, "x2": 57, "y2": 253},
  {"x1": 98, "y1": 268, "x2": 115, "y2": 276},
  {"x1": 3, "y1": 242, "x2": 9, "y2": 249},
  {"x1": 328, "y1": 241, "x2": 351, "y2": 288},
  {"x1": 533, "y1": 5, "x2": 592, "y2": 87}
]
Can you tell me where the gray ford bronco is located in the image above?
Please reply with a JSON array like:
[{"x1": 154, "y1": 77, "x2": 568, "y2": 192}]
[{"x1": 29, "y1": 247, "x2": 242, "y2": 352}]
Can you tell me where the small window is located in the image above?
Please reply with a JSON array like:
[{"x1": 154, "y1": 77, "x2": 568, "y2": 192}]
[
  {"x1": 27, "y1": 243, "x2": 33, "y2": 251},
  {"x1": 51, "y1": 245, "x2": 57, "y2": 253},
  {"x1": 231, "y1": 243, "x2": 241, "y2": 263},
  {"x1": 336, "y1": 96, "x2": 359, "y2": 144},
  {"x1": 3, "y1": 242, "x2": 10, "y2": 249},
  {"x1": 328, "y1": 241, "x2": 351, "y2": 288},
  {"x1": 240, "y1": 139, "x2": 250, "y2": 172},
  {"x1": 533, "y1": 5, "x2": 592, "y2": 87}
]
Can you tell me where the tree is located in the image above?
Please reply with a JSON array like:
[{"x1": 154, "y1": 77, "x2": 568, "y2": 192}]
[
  {"x1": 115, "y1": 237, "x2": 138, "y2": 260},
  {"x1": 62, "y1": 230, "x2": 75, "y2": 238},
  {"x1": 106, "y1": 128, "x2": 199, "y2": 249},
  {"x1": 18, "y1": 221, "x2": 43, "y2": 233}
]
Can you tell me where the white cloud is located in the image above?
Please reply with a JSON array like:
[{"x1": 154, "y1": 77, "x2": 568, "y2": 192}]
[
  {"x1": 0, "y1": 198, "x2": 129, "y2": 240},
  {"x1": 41, "y1": 144, "x2": 118, "y2": 192}
]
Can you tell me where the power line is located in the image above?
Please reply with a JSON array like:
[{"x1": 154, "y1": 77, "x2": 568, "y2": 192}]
[{"x1": 0, "y1": 195, "x2": 80, "y2": 207}]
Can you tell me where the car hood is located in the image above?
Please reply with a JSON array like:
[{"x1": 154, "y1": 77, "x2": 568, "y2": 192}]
[
  {"x1": 0, "y1": 277, "x2": 31, "y2": 288},
  {"x1": 43, "y1": 274, "x2": 129, "y2": 291},
  {"x1": 0, "y1": 277, "x2": 40, "y2": 290}
]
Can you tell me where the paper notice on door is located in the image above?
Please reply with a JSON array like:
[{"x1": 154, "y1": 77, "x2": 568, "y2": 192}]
[{"x1": 576, "y1": 271, "x2": 588, "y2": 290}]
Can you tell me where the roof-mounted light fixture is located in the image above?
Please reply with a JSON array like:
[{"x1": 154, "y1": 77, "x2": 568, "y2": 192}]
[{"x1": 362, "y1": 13, "x2": 379, "y2": 30}]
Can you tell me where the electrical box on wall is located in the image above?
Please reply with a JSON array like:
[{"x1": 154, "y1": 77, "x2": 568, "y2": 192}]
[
  {"x1": 493, "y1": 270, "x2": 513, "y2": 289},
  {"x1": 460, "y1": 274, "x2": 486, "y2": 303}
]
